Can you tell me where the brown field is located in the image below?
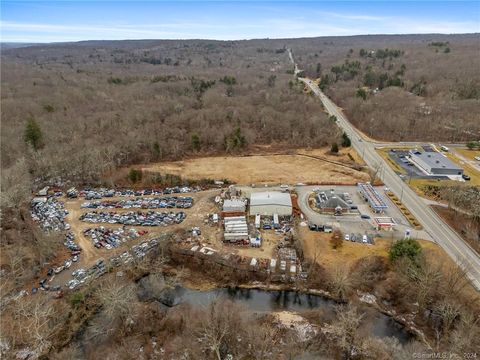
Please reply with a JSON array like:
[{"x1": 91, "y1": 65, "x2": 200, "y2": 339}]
[
  {"x1": 142, "y1": 148, "x2": 369, "y2": 185},
  {"x1": 297, "y1": 225, "x2": 467, "y2": 280},
  {"x1": 298, "y1": 226, "x2": 390, "y2": 270}
]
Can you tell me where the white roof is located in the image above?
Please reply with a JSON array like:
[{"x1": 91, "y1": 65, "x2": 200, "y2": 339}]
[
  {"x1": 223, "y1": 199, "x2": 246, "y2": 210},
  {"x1": 250, "y1": 191, "x2": 292, "y2": 207}
]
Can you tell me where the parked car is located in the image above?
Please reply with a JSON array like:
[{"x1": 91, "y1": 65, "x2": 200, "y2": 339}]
[
  {"x1": 360, "y1": 214, "x2": 371, "y2": 219},
  {"x1": 344, "y1": 234, "x2": 350, "y2": 241},
  {"x1": 462, "y1": 174, "x2": 471, "y2": 181},
  {"x1": 362, "y1": 235, "x2": 368, "y2": 243}
]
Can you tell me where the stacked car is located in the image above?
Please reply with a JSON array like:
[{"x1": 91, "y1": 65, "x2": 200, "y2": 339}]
[
  {"x1": 30, "y1": 198, "x2": 68, "y2": 232},
  {"x1": 80, "y1": 196, "x2": 193, "y2": 210},
  {"x1": 83, "y1": 227, "x2": 147, "y2": 249},
  {"x1": 79, "y1": 211, "x2": 186, "y2": 226},
  {"x1": 78, "y1": 186, "x2": 195, "y2": 199}
]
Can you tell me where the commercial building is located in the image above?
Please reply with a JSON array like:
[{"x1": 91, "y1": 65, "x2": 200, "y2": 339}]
[
  {"x1": 315, "y1": 191, "x2": 352, "y2": 215},
  {"x1": 409, "y1": 150, "x2": 463, "y2": 176},
  {"x1": 249, "y1": 191, "x2": 292, "y2": 216}
]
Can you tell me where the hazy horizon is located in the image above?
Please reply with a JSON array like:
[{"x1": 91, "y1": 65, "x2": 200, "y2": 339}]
[{"x1": 1, "y1": 1, "x2": 479, "y2": 43}]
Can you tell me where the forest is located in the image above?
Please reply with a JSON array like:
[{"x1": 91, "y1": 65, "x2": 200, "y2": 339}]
[
  {"x1": 1, "y1": 35, "x2": 480, "y2": 359},
  {"x1": 291, "y1": 34, "x2": 480, "y2": 141}
]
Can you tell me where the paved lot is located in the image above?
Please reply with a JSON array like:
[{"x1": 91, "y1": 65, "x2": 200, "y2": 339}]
[
  {"x1": 296, "y1": 185, "x2": 431, "y2": 241},
  {"x1": 387, "y1": 149, "x2": 445, "y2": 179}
]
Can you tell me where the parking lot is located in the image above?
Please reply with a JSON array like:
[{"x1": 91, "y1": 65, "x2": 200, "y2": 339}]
[{"x1": 296, "y1": 185, "x2": 431, "y2": 241}]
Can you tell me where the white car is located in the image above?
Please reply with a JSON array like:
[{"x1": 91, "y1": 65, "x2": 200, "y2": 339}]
[
  {"x1": 362, "y1": 235, "x2": 368, "y2": 243},
  {"x1": 344, "y1": 234, "x2": 350, "y2": 241},
  {"x1": 474, "y1": 156, "x2": 480, "y2": 161}
]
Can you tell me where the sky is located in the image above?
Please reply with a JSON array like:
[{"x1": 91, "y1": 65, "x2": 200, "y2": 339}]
[{"x1": 1, "y1": 1, "x2": 479, "y2": 43}]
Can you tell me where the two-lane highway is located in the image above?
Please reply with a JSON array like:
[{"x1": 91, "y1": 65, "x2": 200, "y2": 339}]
[{"x1": 296, "y1": 75, "x2": 480, "y2": 290}]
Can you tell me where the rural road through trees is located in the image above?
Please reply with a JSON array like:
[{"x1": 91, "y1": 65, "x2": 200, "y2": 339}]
[{"x1": 288, "y1": 49, "x2": 480, "y2": 290}]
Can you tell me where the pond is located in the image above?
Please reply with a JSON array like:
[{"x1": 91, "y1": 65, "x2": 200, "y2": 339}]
[{"x1": 170, "y1": 287, "x2": 412, "y2": 344}]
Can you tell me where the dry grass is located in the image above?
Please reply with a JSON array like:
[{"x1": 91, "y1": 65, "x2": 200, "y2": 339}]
[
  {"x1": 142, "y1": 148, "x2": 369, "y2": 185},
  {"x1": 298, "y1": 225, "x2": 390, "y2": 271},
  {"x1": 455, "y1": 148, "x2": 480, "y2": 161},
  {"x1": 444, "y1": 152, "x2": 480, "y2": 185}
]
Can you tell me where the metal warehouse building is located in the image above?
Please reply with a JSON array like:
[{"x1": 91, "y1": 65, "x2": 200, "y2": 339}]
[
  {"x1": 249, "y1": 191, "x2": 292, "y2": 216},
  {"x1": 409, "y1": 151, "x2": 463, "y2": 176}
]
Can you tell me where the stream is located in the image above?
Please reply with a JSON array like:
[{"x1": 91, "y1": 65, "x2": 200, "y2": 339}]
[{"x1": 168, "y1": 287, "x2": 412, "y2": 344}]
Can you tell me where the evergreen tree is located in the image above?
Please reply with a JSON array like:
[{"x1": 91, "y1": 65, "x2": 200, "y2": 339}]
[
  {"x1": 24, "y1": 117, "x2": 43, "y2": 150},
  {"x1": 191, "y1": 133, "x2": 201, "y2": 151}
]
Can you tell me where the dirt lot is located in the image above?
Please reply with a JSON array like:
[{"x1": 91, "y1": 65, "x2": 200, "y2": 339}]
[
  {"x1": 62, "y1": 189, "x2": 219, "y2": 267},
  {"x1": 142, "y1": 148, "x2": 368, "y2": 185},
  {"x1": 201, "y1": 225, "x2": 282, "y2": 260}
]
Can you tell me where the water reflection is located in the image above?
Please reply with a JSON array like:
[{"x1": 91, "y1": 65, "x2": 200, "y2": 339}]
[{"x1": 172, "y1": 287, "x2": 411, "y2": 343}]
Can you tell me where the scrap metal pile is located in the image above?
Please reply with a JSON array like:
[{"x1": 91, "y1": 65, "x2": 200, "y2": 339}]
[
  {"x1": 30, "y1": 198, "x2": 69, "y2": 231},
  {"x1": 79, "y1": 211, "x2": 186, "y2": 226},
  {"x1": 68, "y1": 186, "x2": 195, "y2": 200},
  {"x1": 83, "y1": 227, "x2": 148, "y2": 249},
  {"x1": 30, "y1": 197, "x2": 82, "y2": 275},
  {"x1": 80, "y1": 196, "x2": 193, "y2": 210}
]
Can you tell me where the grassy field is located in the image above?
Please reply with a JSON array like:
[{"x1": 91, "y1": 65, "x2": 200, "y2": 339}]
[{"x1": 142, "y1": 148, "x2": 369, "y2": 185}]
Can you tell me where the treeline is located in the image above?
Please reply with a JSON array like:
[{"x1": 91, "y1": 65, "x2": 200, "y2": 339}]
[
  {"x1": 292, "y1": 34, "x2": 480, "y2": 141},
  {"x1": 1, "y1": 40, "x2": 339, "y2": 206}
]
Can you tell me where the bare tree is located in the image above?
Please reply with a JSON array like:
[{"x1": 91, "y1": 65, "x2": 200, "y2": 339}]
[
  {"x1": 329, "y1": 267, "x2": 352, "y2": 300},
  {"x1": 324, "y1": 305, "x2": 364, "y2": 359},
  {"x1": 96, "y1": 279, "x2": 136, "y2": 322},
  {"x1": 9, "y1": 296, "x2": 66, "y2": 356}
]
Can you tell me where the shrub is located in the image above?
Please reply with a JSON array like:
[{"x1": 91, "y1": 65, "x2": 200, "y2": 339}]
[
  {"x1": 69, "y1": 292, "x2": 85, "y2": 307},
  {"x1": 389, "y1": 239, "x2": 422, "y2": 263},
  {"x1": 43, "y1": 104, "x2": 55, "y2": 113},
  {"x1": 330, "y1": 142, "x2": 339, "y2": 154},
  {"x1": 128, "y1": 169, "x2": 143, "y2": 183},
  {"x1": 342, "y1": 132, "x2": 351, "y2": 147},
  {"x1": 356, "y1": 88, "x2": 367, "y2": 100},
  {"x1": 330, "y1": 230, "x2": 343, "y2": 249}
]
